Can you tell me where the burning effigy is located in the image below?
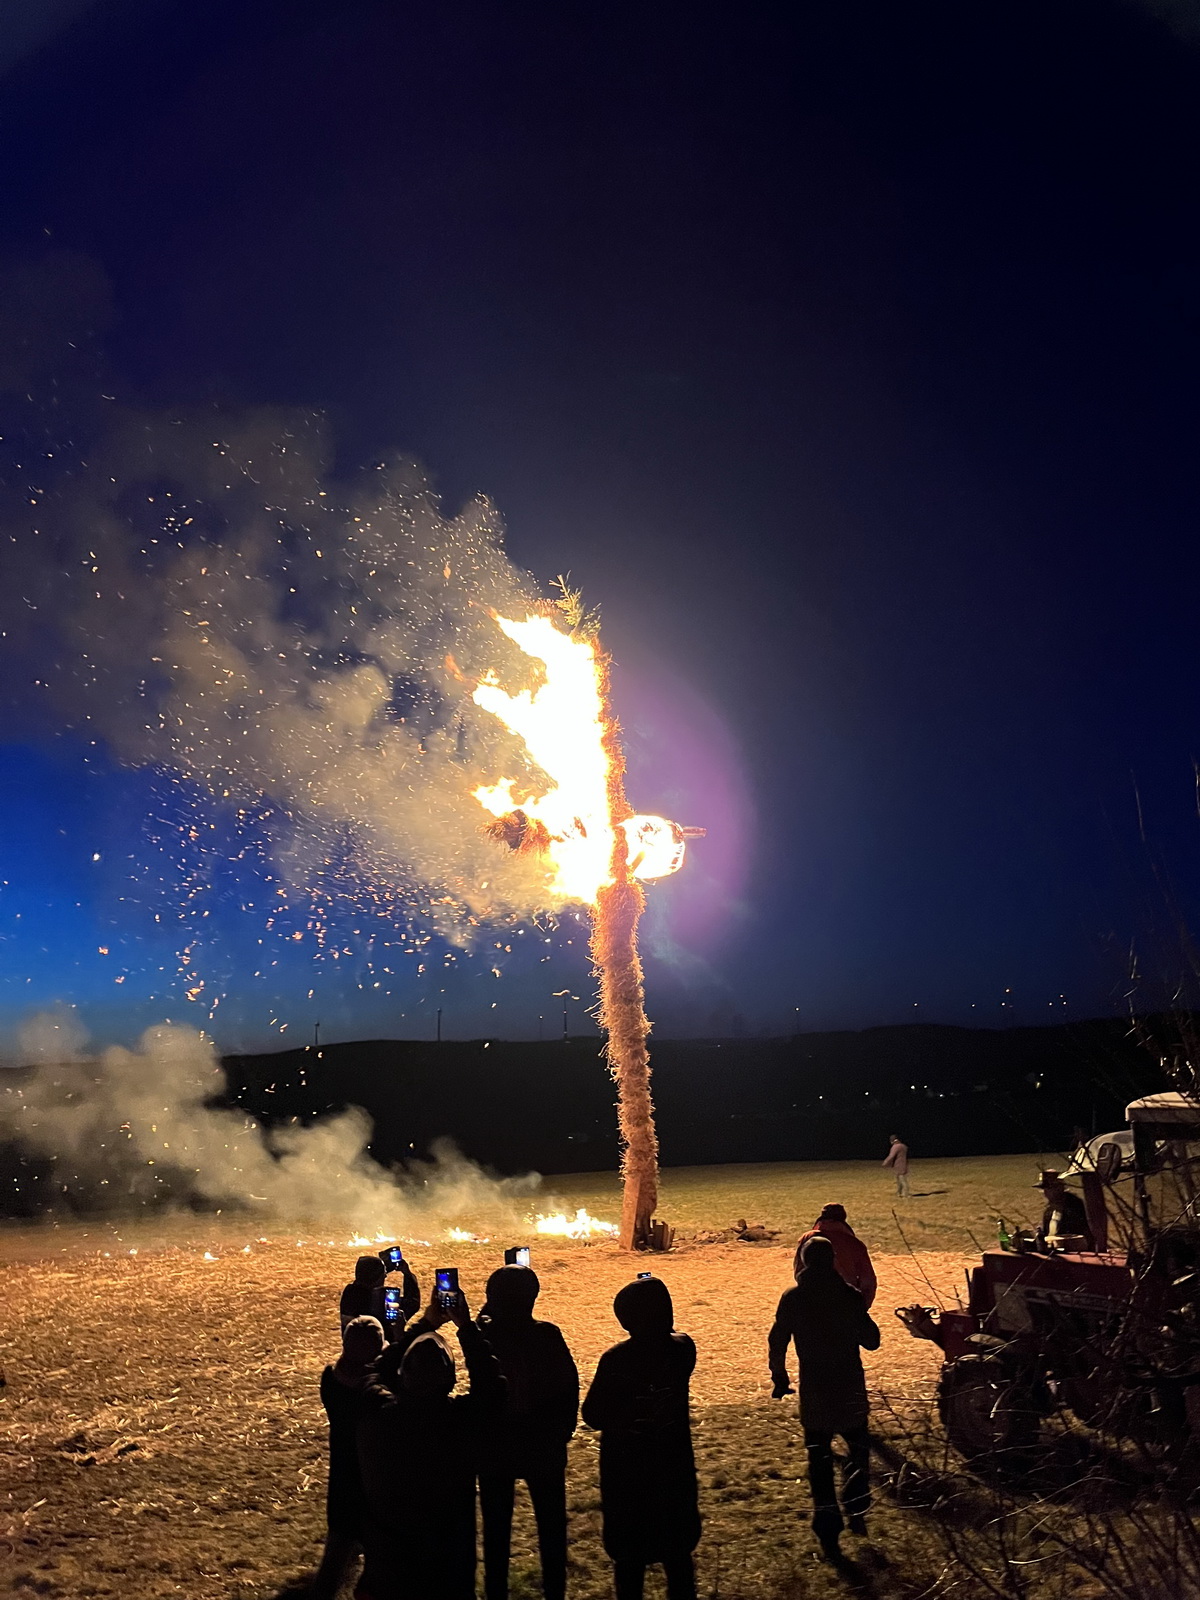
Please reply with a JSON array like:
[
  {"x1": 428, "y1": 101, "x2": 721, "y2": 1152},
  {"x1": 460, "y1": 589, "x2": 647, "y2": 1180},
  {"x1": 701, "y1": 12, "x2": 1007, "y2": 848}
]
[{"x1": 470, "y1": 584, "x2": 703, "y2": 1248}]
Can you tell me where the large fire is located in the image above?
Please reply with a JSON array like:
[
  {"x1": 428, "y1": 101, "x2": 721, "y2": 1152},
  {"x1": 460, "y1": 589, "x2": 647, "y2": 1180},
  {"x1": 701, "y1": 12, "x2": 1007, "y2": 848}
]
[
  {"x1": 472, "y1": 614, "x2": 699, "y2": 903},
  {"x1": 472, "y1": 606, "x2": 701, "y2": 1249}
]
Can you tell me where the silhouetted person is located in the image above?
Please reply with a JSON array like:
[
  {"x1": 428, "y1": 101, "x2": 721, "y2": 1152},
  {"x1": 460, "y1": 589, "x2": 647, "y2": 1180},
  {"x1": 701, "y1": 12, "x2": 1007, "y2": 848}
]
[
  {"x1": 340, "y1": 1254, "x2": 420, "y2": 1342},
  {"x1": 769, "y1": 1234, "x2": 880, "y2": 1559},
  {"x1": 313, "y1": 1314, "x2": 384, "y2": 1600},
  {"x1": 882, "y1": 1133, "x2": 910, "y2": 1198},
  {"x1": 794, "y1": 1203, "x2": 877, "y2": 1308},
  {"x1": 582, "y1": 1277, "x2": 700, "y2": 1600},
  {"x1": 1035, "y1": 1169, "x2": 1094, "y2": 1251},
  {"x1": 356, "y1": 1283, "x2": 504, "y2": 1600},
  {"x1": 476, "y1": 1264, "x2": 579, "y2": 1600}
]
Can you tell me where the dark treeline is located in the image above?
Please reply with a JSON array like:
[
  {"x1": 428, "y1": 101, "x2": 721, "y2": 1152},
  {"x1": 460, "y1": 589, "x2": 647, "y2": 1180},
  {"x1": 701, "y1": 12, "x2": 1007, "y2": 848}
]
[
  {"x1": 0, "y1": 1018, "x2": 1174, "y2": 1215},
  {"x1": 221, "y1": 1018, "x2": 1162, "y2": 1174}
]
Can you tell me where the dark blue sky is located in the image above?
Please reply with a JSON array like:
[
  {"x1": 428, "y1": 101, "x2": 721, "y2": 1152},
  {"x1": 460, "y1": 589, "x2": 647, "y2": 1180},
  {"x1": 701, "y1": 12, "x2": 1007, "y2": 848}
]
[{"x1": 1, "y1": 0, "x2": 1199, "y2": 1052}]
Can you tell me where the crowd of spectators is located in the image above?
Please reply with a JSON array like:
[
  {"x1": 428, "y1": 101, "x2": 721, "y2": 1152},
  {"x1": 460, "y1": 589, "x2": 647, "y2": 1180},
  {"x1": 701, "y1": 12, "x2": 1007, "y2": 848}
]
[{"x1": 314, "y1": 1203, "x2": 880, "y2": 1598}]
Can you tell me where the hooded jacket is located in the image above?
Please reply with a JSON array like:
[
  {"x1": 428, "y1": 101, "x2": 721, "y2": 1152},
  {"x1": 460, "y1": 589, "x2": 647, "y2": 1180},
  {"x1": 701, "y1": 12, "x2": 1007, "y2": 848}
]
[
  {"x1": 581, "y1": 1278, "x2": 701, "y2": 1563},
  {"x1": 475, "y1": 1267, "x2": 579, "y2": 1472},
  {"x1": 356, "y1": 1319, "x2": 505, "y2": 1599},
  {"x1": 793, "y1": 1218, "x2": 877, "y2": 1308},
  {"x1": 769, "y1": 1244, "x2": 881, "y2": 1435}
]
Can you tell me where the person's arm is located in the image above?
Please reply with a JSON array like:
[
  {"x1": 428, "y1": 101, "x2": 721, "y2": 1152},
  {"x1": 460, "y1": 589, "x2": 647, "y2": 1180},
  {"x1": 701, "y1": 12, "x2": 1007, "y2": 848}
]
[
  {"x1": 882, "y1": 1146, "x2": 896, "y2": 1168},
  {"x1": 539, "y1": 1326, "x2": 581, "y2": 1442},
  {"x1": 581, "y1": 1349, "x2": 618, "y2": 1431},
  {"x1": 449, "y1": 1293, "x2": 506, "y2": 1411},
  {"x1": 859, "y1": 1246, "x2": 878, "y2": 1311},
  {"x1": 768, "y1": 1293, "x2": 794, "y2": 1397},
  {"x1": 397, "y1": 1262, "x2": 421, "y2": 1319},
  {"x1": 858, "y1": 1306, "x2": 882, "y2": 1353}
]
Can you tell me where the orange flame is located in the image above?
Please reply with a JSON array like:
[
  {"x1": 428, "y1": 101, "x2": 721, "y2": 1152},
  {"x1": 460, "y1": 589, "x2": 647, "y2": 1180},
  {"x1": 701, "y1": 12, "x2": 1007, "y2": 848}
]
[{"x1": 472, "y1": 614, "x2": 693, "y2": 902}]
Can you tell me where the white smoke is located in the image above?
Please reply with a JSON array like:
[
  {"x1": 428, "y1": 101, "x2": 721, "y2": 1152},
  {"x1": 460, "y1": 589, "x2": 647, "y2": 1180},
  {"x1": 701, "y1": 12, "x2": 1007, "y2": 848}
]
[
  {"x1": 2, "y1": 402, "x2": 571, "y2": 980},
  {"x1": 1, "y1": 1015, "x2": 540, "y2": 1231}
]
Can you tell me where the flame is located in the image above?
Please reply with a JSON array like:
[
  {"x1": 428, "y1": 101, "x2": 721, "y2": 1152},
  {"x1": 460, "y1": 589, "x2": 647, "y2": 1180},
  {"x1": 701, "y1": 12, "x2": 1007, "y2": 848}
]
[
  {"x1": 473, "y1": 614, "x2": 614, "y2": 903},
  {"x1": 534, "y1": 1207, "x2": 620, "y2": 1239},
  {"x1": 473, "y1": 615, "x2": 693, "y2": 902}
]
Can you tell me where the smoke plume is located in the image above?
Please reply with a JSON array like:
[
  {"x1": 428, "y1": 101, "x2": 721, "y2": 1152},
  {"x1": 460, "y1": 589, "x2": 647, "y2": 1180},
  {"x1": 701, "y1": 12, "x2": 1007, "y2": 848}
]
[
  {"x1": 1, "y1": 385, "x2": 573, "y2": 994},
  {"x1": 2, "y1": 1014, "x2": 540, "y2": 1230}
]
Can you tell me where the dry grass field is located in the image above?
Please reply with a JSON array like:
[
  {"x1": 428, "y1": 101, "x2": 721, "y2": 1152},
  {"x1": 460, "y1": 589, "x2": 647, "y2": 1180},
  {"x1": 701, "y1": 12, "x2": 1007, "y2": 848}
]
[{"x1": 0, "y1": 1154, "x2": 1049, "y2": 1600}]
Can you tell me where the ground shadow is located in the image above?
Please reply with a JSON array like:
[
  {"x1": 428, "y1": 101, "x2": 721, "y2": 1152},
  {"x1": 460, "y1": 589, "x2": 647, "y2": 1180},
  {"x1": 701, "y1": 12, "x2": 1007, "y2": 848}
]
[{"x1": 908, "y1": 1188, "x2": 950, "y2": 1198}]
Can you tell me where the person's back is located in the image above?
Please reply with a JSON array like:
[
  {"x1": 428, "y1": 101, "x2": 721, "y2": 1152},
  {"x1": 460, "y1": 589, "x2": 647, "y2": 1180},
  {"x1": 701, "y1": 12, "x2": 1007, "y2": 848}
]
[
  {"x1": 582, "y1": 1276, "x2": 700, "y2": 1600},
  {"x1": 478, "y1": 1273, "x2": 578, "y2": 1470},
  {"x1": 769, "y1": 1236, "x2": 880, "y2": 1558},
  {"x1": 794, "y1": 1204, "x2": 877, "y2": 1308},
  {"x1": 476, "y1": 1265, "x2": 578, "y2": 1600}
]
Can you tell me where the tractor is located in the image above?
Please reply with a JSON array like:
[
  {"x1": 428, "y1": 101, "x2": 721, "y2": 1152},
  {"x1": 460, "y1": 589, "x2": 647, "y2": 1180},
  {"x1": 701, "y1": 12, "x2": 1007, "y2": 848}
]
[{"x1": 900, "y1": 1093, "x2": 1200, "y2": 1460}]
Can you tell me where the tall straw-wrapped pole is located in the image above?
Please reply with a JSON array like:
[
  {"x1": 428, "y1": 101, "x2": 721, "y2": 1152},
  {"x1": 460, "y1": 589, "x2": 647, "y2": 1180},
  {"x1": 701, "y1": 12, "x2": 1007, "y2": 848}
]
[{"x1": 592, "y1": 652, "x2": 659, "y2": 1250}]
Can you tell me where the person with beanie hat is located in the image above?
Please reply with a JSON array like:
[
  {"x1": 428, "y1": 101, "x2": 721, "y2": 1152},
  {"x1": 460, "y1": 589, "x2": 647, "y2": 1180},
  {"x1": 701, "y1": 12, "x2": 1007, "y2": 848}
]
[
  {"x1": 769, "y1": 1235, "x2": 880, "y2": 1559},
  {"x1": 581, "y1": 1276, "x2": 701, "y2": 1600},
  {"x1": 313, "y1": 1315, "x2": 385, "y2": 1599},
  {"x1": 793, "y1": 1204, "x2": 877, "y2": 1308},
  {"x1": 355, "y1": 1278, "x2": 505, "y2": 1600},
  {"x1": 475, "y1": 1264, "x2": 578, "y2": 1600}
]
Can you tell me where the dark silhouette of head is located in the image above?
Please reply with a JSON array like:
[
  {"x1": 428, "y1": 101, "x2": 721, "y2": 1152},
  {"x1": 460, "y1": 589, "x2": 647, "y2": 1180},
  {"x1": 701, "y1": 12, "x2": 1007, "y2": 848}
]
[
  {"x1": 341, "y1": 1315, "x2": 385, "y2": 1365},
  {"x1": 398, "y1": 1331, "x2": 456, "y2": 1400},
  {"x1": 889, "y1": 1133, "x2": 902, "y2": 1145},
  {"x1": 354, "y1": 1254, "x2": 386, "y2": 1287},
  {"x1": 614, "y1": 1275, "x2": 674, "y2": 1339},
  {"x1": 800, "y1": 1235, "x2": 837, "y2": 1275},
  {"x1": 484, "y1": 1263, "x2": 541, "y2": 1320},
  {"x1": 817, "y1": 1202, "x2": 847, "y2": 1224}
]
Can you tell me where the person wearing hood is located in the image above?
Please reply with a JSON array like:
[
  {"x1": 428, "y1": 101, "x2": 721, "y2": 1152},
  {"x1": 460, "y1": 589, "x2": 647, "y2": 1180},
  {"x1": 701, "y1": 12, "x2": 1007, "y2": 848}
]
[
  {"x1": 794, "y1": 1204, "x2": 877, "y2": 1308},
  {"x1": 581, "y1": 1276, "x2": 701, "y2": 1600},
  {"x1": 356, "y1": 1280, "x2": 505, "y2": 1600},
  {"x1": 475, "y1": 1264, "x2": 579, "y2": 1600},
  {"x1": 313, "y1": 1315, "x2": 385, "y2": 1600},
  {"x1": 340, "y1": 1254, "x2": 420, "y2": 1341},
  {"x1": 769, "y1": 1234, "x2": 880, "y2": 1559}
]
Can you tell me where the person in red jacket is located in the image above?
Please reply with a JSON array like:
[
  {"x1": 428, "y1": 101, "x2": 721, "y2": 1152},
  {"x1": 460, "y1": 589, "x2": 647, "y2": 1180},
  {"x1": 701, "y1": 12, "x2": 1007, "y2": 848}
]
[{"x1": 793, "y1": 1204, "x2": 877, "y2": 1309}]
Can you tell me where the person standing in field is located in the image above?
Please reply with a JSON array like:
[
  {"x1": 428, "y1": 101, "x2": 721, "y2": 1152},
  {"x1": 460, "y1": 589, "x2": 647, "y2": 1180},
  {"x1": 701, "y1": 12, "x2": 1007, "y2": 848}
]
[
  {"x1": 356, "y1": 1284, "x2": 505, "y2": 1600},
  {"x1": 794, "y1": 1204, "x2": 877, "y2": 1308},
  {"x1": 313, "y1": 1315, "x2": 385, "y2": 1600},
  {"x1": 882, "y1": 1133, "x2": 910, "y2": 1198},
  {"x1": 582, "y1": 1276, "x2": 701, "y2": 1600},
  {"x1": 476, "y1": 1264, "x2": 579, "y2": 1600},
  {"x1": 769, "y1": 1234, "x2": 881, "y2": 1559}
]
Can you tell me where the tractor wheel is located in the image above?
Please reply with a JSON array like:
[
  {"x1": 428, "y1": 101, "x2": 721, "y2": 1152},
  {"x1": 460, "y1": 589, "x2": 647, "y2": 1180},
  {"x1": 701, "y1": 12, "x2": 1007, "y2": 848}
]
[{"x1": 938, "y1": 1353, "x2": 1040, "y2": 1462}]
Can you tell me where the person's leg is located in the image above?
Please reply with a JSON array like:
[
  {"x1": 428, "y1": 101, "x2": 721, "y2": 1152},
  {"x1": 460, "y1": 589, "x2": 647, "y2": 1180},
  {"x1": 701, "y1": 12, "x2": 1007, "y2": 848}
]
[
  {"x1": 526, "y1": 1467, "x2": 568, "y2": 1600},
  {"x1": 312, "y1": 1529, "x2": 358, "y2": 1599},
  {"x1": 900, "y1": 1171, "x2": 911, "y2": 1198},
  {"x1": 840, "y1": 1426, "x2": 872, "y2": 1531},
  {"x1": 805, "y1": 1429, "x2": 843, "y2": 1550},
  {"x1": 662, "y1": 1553, "x2": 698, "y2": 1600},
  {"x1": 613, "y1": 1559, "x2": 646, "y2": 1600},
  {"x1": 478, "y1": 1470, "x2": 517, "y2": 1600}
]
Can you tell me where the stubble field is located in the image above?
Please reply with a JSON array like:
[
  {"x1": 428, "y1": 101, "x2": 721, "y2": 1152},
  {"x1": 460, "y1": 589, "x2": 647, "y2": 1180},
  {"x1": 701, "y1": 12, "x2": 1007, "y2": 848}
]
[{"x1": 0, "y1": 1154, "x2": 1045, "y2": 1600}]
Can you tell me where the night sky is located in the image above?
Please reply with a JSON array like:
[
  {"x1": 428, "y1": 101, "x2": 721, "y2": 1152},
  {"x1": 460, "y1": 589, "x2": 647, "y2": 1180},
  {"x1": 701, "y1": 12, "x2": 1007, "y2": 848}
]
[{"x1": 0, "y1": 0, "x2": 1198, "y2": 1053}]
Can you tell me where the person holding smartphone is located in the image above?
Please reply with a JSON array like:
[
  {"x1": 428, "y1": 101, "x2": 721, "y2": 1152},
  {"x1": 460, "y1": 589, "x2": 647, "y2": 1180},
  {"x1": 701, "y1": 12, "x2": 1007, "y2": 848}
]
[
  {"x1": 582, "y1": 1276, "x2": 701, "y2": 1600},
  {"x1": 340, "y1": 1253, "x2": 420, "y2": 1342},
  {"x1": 356, "y1": 1274, "x2": 505, "y2": 1600},
  {"x1": 476, "y1": 1264, "x2": 579, "y2": 1600}
]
